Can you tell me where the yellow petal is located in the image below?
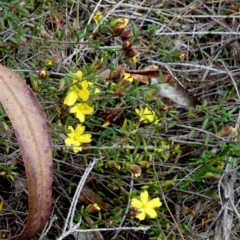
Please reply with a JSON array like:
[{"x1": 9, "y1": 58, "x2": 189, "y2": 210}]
[
  {"x1": 131, "y1": 198, "x2": 143, "y2": 208},
  {"x1": 121, "y1": 18, "x2": 129, "y2": 28},
  {"x1": 81, "y1": 80, "x2": 89, "y2": 90},
  {"x1": 78, "y1": 103, "x2": 94, "y2": 114},
  {"x1": 135, "y1": 109, "x2": 140, "y2": 115},
  {"x1": 70, "y1": 105, "x2": 78, "y2": 113},
  {"x1": 124, "y1": 73, "x2": 133, "y2": 83},
  {"x1": 78, "y1": 89, "x2": 90, "y2": 101},
  {"x1": 76, "y1": 111, "x2": 85, "y2": 122},
  {"x1": 66, "y1": 126, "x2": 75, "y2": 138},
  {"x1": 64, "y1": 91, "x2": 78, "y2": 106},
  {"x1": 74, "y1": 70, "x2": 83, "y2": 80},
  {"x1": 73, "y1": 146, "x2": 82, "y2": 153},
  {"x1": 147, "y1": 197, "x2": 162, "y2": 208},
  {"x1": 140, "y1": 191, "x2": 149, "y2": 205},
  {"x1": 67, "y1": 126, "x2": 74, "y2": 133},
  {"x1": 102, "y1": 121, "x2": 111, "y2": 127},
  {"x1": 65, "y1": 137, "x2": 80, "y2": 146},
  {"x1": 94, "y1": 87, "x2": 101, "y2": 93},
  {"x1": 93, "y1": 12, "x2": 103, "y2": 25},
  {"x1": 75, "y1": 124, "x2": 85, "y2": 135},
  {"x1": 136, "y1": 209, "x2": 146, "y2": 220},
  {"x1": 77, "y1": 133, "x2": 92, "y2": 143},
  {"x1": 145, "y1": 207, "x2": 157, "y2": 218},
  {"x1": 93, "y1": 203, "x2": 101, "y2": 211}
]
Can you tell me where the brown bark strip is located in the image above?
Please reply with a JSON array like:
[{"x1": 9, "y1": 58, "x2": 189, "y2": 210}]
[{"x1": 0, "y1": 64, "x2": 53, "y2": 240}]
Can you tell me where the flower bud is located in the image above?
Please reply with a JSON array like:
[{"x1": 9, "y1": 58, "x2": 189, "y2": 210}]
[
  {"x1": 43, "y1": 58, "x2": 53, "y2": 67},
  {"x1": 89, "y1": 58, "x2": 103, "y2": 72},
  {"x1": 176, "y1": 53, "x2": 185, "y2": 60},
  {"x1": 160, "y1": 180, "x2": 175, "y2": 189},
  {"x1": 106, "y1": 160, "x2": 121, "y2": 170},
  {"x1": 115, "y1": 90, "x2": 125, "y2": 97},
  {"x1": 0, "y1": 121, "x2": 10, "y2": 134},
  {"x1": 110, "y1": 18, "x2": 129, "y2": 28},
  {"x1": 125, "y1": 48, "x2": 138, "y2": 58},
  {"x1": 38, "y1": 69, "x2": 48, "y2": 79},
  {"x1": 109, "y1": 184, "x2": 119, "y2": 192},
  {"x1": 160, "y1": 105, "x2": 169, "y2": 111},
  {"x1": 145, "y1": 89, "x2": 158, "y2": 102},
  {"x1": 139, "y1": 160, "x2": 151, "y2": 169},
  {"x1": 31, "y1": 79, "x2": 41, "y2": 92},
  {"x1": 121, "y1": 29, "x2": 132, "y2": 40},
  {"x1": 230, "y1": 4, "x2": 238, "y2": 11},
  {"x1": 126, "y1": 163, "x2": 142, "y2": 177},
  {"x1": 113, "y1": 23, "x2": 125, "y2": 36},
  {"x1": 217, "y1": 126, "x2": 236, "y2": 137},
  {"x1": 122, "y1": 41, "x2": 132, "y2": 51},
  {"x1": 118, "y1": 79, "x2": 131, "y2": 89}
]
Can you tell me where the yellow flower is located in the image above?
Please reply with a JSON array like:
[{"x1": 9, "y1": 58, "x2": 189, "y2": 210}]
[
  {"x1": 123, "y1": 73, "x2": 133, "y2": 83},
  {"x1": 43, "y1": 58, "x2": 53, "y2": 66},
  {"x1": 88, "y1": 81, "x2": 101, "y2": 94},
  {"x1": 119, "y1": 18, "x2": 129, "y2": 28},
  {"x1": 93, "y1": 203, "x2": 101, "y2": 211},
  {"x1": 65, "y1": 124, "x2": 92, "y2": 153},
  {"x1": 70, "y1": 103, "x2": 94, "y2": 122},
  {"x1": 64, "y1": 80, "x2": 91, "y2": 106},
  {"x1": 93, "y1": 12, "x2": 103, "y2": 25},
  {"x1": 135, "y1": 105, "x2": 159, "y2": 124},
  {"x1": 86, "y1": 203, "x2": 101, "y2": 213},
  {"x1": 130, "y1": 191, "x2": 162, "y2": 220},
  {"x1": 110, "y1": 18, "x2": 129, "y2": 28},
  {"x1": 63, "y1": 71, "x2": 88, "y2": 105},
  {"x1": 63, "y1": 70, "x2": 101, "y2": 106},
  {"x1": 131, "y1": 55, "x2": 139, "y2": 63},
  {"x1": 177, "y1": 53, "x2": 185, "y2": 60}
]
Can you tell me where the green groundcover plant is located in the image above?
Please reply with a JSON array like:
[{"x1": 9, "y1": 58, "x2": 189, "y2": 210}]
[{"x1": 1, "y1": 1, "x2": 240, "y2": 240}]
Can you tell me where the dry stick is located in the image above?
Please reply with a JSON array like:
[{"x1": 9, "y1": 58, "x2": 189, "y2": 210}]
[
  {"x1": 84, "y1": 216, "x2": 104, "y2": 240},
  {"x1": 155, "y1": 31, "x2": 240, "y2": 36},
  {"x1": 151, "y1": 61, "x2": 228, "y2": 74},
  {"x1": 213, "y1": 172, "x2": 237, "y2": 240},
  {"x1": 58, "y1": 158, "x2": 98, "y2": 240},
  {"x1": 39, "y1": 215, "x2": 58, "y2": 240},
  {"x1": 171, "y1": 188, "x2": 219, "y2": 204},
  {"x1": 57, "y1": 158, "x2": 150, "y2": 240},
  {"x1": 211, "y1": 61, "x2": 240, "y2": 240},
  {"x1": 152, "y1": 164, "x2": 185, "y2": 240},
  {"x1": 213, "y1": 37, "x2": 240, "y2": 56}
]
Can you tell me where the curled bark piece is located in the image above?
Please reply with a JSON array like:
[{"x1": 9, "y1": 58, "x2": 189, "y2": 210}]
[{"x1": 0, "y1": 64, "x2": 53, "y2": 240}]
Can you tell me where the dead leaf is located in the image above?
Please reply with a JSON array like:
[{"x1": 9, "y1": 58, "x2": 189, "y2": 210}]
[
  {"x1": 98, "y1": 64, "x2": 200, "y2": 107},
  {"x1": 98, "y1": 64, "x2": 126, "y2": 80},
  {"x1": 79, "y1": 185, "x2": 110, "y2": 211},
  {"x1": 128, "y1": 66, "x2": 200, "y2": 107},
  {"x1": 0, "y1": 64, "x2": 53, "y2": 240},
  {"x1": 151, "y1": 77, "x2": 201, "y2": 107}
]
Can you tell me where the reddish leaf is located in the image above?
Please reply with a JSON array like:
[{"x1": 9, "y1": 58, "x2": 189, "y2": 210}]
[
  {"x1": 127, "y1": 66, "x2": 200, "y2": 107},
  {"x1": 0, "y1": 64, "x2": 53, "y2": 240}
]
